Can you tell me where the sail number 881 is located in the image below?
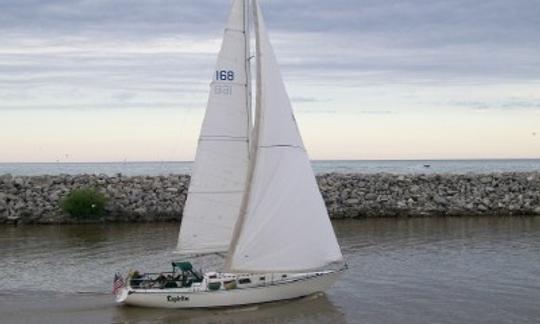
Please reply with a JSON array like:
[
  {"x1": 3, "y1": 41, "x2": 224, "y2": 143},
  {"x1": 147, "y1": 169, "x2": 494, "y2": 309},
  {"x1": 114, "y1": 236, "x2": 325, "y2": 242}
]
[{"x1": 216, "y1": 70, "x2": 234, "y2": 81}]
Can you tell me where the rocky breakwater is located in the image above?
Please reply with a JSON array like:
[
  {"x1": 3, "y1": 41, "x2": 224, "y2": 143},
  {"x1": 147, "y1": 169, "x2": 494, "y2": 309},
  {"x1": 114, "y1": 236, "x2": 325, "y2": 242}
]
[
  {"x1": 0, "y1": 174, "x2": 189, "y2": 224},
  {"x1": 1, "y1": 172, "x2": 540, "y2": 224},
  {"x1": 319, "y1": 172, "x2": 540, "y2": 218}
]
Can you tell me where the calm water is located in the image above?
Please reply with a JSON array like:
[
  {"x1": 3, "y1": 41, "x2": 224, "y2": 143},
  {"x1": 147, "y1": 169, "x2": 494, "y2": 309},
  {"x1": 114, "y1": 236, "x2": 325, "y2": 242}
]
[
  {"x1": 1, "y1": 217, "x2": 539, "y2": 323},
  {"x1": 1, "y1": 159, "x2": 540, "y2": 176}
]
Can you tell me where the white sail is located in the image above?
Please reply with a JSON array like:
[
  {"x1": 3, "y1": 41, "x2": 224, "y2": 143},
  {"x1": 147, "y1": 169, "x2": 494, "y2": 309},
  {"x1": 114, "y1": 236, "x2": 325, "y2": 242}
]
[
  {"x1": 177, "y1": 0, "x2": 251, "y2": 255},
  {"x1": 226, "y1": 1, "x2": 343, "y2": 272}
]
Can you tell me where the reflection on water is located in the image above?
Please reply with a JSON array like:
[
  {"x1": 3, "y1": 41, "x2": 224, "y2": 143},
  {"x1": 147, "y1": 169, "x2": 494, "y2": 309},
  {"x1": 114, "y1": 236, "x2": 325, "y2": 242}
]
[{"x1": 1, "y1": 217, "x2": 539, "y2": 323}]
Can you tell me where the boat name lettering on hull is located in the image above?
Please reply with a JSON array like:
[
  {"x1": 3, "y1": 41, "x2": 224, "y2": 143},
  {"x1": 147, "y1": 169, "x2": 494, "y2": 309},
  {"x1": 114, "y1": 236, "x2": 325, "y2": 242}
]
[{"x1": 167, "y1": 295, "x2": 190, "y2": 302}]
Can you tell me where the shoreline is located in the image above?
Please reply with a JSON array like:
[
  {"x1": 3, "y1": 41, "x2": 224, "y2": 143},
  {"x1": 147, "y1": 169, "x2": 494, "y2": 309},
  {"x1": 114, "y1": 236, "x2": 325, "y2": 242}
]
[{"x1": 1, "y1": 172, "x2": 539, "y2": 224}]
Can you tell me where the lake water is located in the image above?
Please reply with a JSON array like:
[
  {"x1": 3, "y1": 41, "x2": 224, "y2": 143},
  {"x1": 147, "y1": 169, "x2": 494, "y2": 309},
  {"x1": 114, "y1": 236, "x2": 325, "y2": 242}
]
[
  {"x1": 1, "y1": 159, "x2": 540, "y2": 176},
  {"x1": 1, "y1": 217, "x2": 539, "y2": 323}
]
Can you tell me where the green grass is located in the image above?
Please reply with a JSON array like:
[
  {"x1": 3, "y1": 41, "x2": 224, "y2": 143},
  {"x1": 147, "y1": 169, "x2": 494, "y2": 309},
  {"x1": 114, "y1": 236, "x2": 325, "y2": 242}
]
[{"x1": 61, "y1": 188, "x2": 107, "y2": 220}]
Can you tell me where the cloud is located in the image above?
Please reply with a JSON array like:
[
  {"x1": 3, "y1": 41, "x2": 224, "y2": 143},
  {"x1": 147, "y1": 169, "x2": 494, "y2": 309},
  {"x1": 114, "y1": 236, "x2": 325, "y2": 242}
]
[
  {"x1": 0, "y1": 0, "x2": 539, "y2": 111},
  {"x1": 356, "y1": 110, "x2": 393, "y2": 115},
  {"x1": 455, "y1": 98, "x2": 540, "y2": 111},
  {"x1": 290, "y1": 96, "x2": 332, "y2": 103}
]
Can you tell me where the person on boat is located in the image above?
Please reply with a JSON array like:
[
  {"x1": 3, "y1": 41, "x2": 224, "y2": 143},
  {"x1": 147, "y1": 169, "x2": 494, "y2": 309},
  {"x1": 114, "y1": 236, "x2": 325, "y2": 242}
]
[
  {"x1": 174, "y1": 272, "x2": 183, "y2": 281},
  {"x1": 163, "y1": 274, "x2": 178, "y2": 288},
  {"x1": 153, "y1": 273, "x2": 167, "y2": 288},
  {"x1": 129, "y1": 270, "x2": 143, "y2": 288}
]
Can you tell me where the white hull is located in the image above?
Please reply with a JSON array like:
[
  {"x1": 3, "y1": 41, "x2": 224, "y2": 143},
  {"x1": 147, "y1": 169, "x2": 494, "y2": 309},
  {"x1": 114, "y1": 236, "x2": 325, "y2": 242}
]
[{"x1": 116, "y1": 270, "x2": 342, "y2": 309}]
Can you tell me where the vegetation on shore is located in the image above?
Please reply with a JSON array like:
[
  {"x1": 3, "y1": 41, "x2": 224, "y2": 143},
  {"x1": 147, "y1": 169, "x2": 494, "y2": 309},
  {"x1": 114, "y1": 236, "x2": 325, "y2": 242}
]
[{"x1": 61, "y1": 188, "x2": 107, "y2": 220}]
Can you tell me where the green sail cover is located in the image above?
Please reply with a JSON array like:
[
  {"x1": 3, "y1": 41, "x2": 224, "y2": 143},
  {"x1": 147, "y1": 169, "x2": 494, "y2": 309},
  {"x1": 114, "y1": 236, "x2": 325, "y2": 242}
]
[{"x1": 172, "y1": 261, "x2": 193, "y2": 272}]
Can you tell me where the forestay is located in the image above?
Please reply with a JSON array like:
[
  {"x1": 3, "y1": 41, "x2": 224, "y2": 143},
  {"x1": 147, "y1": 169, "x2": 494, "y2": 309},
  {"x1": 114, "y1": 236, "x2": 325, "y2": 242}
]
[
  {"x1": 226, "y1": 1, "x2": 343, "y2": 272},
  {"x1": 177, "y1": 0, "x2": 250, "y2": 255}
]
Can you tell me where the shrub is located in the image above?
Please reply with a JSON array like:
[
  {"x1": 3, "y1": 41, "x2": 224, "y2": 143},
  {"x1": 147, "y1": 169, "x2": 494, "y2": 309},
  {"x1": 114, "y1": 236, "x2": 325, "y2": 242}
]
[{"x1": 61, "y1": 188, "x2": 107, "y2": 219}]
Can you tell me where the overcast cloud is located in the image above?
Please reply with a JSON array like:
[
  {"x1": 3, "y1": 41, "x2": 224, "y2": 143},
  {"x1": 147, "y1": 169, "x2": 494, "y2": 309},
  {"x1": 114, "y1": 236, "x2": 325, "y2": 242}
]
[
  {"x1": 1, "y1": 0, "x2": 539, "y2": 161},
  {"x1": 1, "y1": 0, "x2": 539, "y2": 111}
]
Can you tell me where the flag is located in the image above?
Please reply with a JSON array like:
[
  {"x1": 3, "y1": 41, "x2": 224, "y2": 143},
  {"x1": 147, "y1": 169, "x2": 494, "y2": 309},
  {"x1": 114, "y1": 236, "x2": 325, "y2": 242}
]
[{"x1": 112, "y1": 272, "x2": 125, "y2": 295}]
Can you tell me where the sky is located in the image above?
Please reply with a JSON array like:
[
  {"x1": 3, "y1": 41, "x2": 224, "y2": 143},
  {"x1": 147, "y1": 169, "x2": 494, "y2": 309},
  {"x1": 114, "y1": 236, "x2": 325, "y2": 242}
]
[{"x1": 1, "y1": 0, "x2": 539, "y2": 162}]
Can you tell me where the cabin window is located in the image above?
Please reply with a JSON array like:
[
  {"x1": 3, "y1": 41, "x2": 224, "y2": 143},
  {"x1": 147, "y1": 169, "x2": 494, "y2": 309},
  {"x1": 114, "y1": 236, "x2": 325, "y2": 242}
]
[
  {"x1": 238, "y1": 278, "x2": 251, "y2": 284},
  {"x1": 259, "y1": 276, "x2": 265, "y2": 281}
]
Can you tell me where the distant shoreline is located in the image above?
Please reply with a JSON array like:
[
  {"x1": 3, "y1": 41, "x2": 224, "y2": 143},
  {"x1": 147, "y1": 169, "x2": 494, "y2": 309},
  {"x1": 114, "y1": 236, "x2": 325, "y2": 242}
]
[{"x1": 1, "y1": 172, "x2": 539, "y2": 224}]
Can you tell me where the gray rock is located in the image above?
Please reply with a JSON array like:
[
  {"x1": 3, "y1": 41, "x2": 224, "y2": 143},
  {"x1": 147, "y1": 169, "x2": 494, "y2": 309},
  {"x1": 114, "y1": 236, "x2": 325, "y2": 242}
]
[
  {"x1": 0, "y1": 174, "x2": 13, "y2": 181},
  {"x1": 345, "y1": 198, "x2": 359, "y2": 205},
  {"x1": 397, "y1": 200, "x2": 407, "y2": 208},
  {"x1": 13, "y1": 177, "x2": 25, "y2": 187},
  {"x1": 477, "y1": 204, "x2": 488, "y2": 212},
  {"x1": 134, "y1": 207, "x2": 147, "y2": 215},
  {"x1": 365, "y1": 193, "x2": 377, "y2": 201},
  {"x1": 480, "y1": 176, "x2": 492, "y2": 184},
  {"x1": 433, "y1": 195, "x2": 447, "y2": 205},
  {"x1": 5, "y1": 193, "x2": 18, "y2": 201}
]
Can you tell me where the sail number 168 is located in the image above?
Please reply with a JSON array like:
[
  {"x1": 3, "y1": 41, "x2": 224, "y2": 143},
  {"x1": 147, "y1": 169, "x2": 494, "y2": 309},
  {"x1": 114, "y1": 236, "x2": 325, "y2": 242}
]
[{"x1": 216, "y1": 70, "x2": 234, "y2": 81}]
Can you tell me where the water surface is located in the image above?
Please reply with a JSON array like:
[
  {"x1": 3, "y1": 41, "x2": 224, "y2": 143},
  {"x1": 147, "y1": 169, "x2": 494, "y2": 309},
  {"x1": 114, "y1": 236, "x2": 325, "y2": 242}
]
[
  {"x1": 1, "y1": 159, "x2": 539, "y2": 176},
  {"x1": 1, "y1": 217, "x2": 539, "y2": 323}
]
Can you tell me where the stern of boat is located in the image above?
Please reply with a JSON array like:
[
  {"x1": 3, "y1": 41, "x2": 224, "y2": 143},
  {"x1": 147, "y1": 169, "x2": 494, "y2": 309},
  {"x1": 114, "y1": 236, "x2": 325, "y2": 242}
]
[
  {"x1": 113, "y1": 272, "x2": 129, "y2": 304},
  {"x1": 114, "y1": 287, "x2": 129, "y2": 304}
]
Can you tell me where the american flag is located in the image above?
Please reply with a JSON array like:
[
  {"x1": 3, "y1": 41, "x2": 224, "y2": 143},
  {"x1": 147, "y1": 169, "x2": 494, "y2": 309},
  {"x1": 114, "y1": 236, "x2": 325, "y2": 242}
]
[{"x1": 112, "y1": 273, "x2": 125, "y2": 295}]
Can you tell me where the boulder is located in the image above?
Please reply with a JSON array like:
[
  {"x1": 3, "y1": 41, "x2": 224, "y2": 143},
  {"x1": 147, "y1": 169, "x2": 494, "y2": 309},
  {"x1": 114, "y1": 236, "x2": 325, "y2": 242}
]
[{"x1": 345, "y1": 198, "x2": 359, "y2": 205}]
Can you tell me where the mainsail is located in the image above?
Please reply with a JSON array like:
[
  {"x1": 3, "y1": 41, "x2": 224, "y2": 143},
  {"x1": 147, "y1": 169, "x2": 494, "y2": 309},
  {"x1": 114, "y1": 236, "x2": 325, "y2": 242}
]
[
  {"x1": 177, "y1": 0, "x2": 251, "y2": 254},
  {"x1": 226, "y1": 1, "x2": 343, "y2": 272}
]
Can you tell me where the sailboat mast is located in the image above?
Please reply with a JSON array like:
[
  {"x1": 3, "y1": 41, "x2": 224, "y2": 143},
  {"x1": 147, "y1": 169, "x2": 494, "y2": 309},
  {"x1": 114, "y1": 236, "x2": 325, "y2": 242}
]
[
  {"x1": 244, "y1": 0, "x2": 252, "y2": 147},
  {"x1": 225, "y1": 0, "x2": 262, "y2": 271}
]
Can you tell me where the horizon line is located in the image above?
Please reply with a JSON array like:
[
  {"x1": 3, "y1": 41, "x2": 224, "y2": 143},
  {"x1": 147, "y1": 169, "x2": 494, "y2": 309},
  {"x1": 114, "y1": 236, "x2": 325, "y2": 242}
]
[{"x1": 2, "y1": 157, "x2": 540, "y2": 164}]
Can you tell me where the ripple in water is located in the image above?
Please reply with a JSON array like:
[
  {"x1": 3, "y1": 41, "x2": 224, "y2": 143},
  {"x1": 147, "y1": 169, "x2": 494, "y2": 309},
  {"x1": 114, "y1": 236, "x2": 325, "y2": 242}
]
[{"x1": 1, "y1": 217, "x2": 539, "y2": 323}]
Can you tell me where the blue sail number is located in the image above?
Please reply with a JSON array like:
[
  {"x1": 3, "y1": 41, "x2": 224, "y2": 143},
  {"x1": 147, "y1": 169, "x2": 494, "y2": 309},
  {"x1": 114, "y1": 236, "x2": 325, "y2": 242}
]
[{"x1": 216, "y1": 70, "x2": 234, "y2": 81}]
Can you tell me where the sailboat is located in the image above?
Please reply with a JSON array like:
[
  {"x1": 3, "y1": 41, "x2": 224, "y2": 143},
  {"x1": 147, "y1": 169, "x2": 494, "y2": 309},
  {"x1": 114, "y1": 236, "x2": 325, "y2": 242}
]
[{"x1": 114, "y1": 0, "x2": 345, "y2": 308}]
